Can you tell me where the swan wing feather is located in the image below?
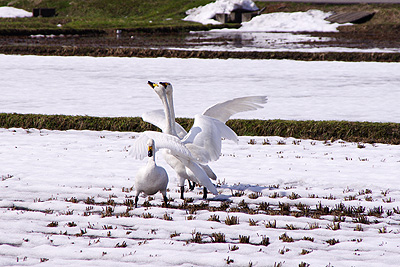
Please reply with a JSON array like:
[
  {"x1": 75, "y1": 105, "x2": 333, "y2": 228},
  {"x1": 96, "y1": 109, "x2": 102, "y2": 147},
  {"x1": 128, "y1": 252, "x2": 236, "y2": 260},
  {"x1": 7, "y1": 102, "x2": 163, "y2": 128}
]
[
  {"x1": 202, "y1": 96, "x2": 268, "y2": 123},
  {"x1": 142, "y1": 109, "x2": 167, "y2": 132},
  {"x1": 130, "y1": 131, "x2": 193, "y2": 160},
  {"x1": 182, "y1": 115, "x2": 238, "y2": 163},
  {"x1": 142, "y1": 109, "x2": 187, "y2": 139},
  {"x1": 174, "y1": 122, "x2": 188, "y2": 139}
]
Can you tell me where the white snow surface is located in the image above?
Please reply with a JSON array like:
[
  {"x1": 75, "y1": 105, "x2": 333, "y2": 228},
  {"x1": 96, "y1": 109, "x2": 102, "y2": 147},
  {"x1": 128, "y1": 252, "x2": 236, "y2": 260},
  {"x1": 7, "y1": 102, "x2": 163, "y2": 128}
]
[
  {"x1": 1, "y1": 54, "x2": 400, "y2": 123},
  {"x1": 1, "y1": 128, "x2": 400, "y2": 266},
  {"x1": 239, "y1": 10, "x2": 344, "y2": 32},
  {"x1": 183, "y1": 0, "x2": 258, "y2": 25},
  {"x1": 1, "y1": 53, "x2": 400, "y2": 266},
  {"x1": 0, "y1": 6, "x2": 31, "y2": 18}
]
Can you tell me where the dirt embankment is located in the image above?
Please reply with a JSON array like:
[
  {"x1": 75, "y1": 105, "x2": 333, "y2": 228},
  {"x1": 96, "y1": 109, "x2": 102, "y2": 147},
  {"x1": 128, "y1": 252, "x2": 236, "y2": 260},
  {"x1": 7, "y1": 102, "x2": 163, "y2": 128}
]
[{"x1": 1, "y1": 44, "x2": 400, "y2": 62}]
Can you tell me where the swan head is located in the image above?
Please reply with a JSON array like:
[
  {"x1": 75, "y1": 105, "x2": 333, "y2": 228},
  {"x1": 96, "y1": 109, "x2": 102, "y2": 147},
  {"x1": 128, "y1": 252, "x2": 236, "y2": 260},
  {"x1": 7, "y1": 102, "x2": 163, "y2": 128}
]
[
  {"x1": 147, "y1": 138, "x2": 155, "y2": 157},
  {"x1": 147, "y1": 81, "x2": 166, "y2": 99},
  {"x1": 159, "y1": 82, "x2": 173, "y2": 96}
]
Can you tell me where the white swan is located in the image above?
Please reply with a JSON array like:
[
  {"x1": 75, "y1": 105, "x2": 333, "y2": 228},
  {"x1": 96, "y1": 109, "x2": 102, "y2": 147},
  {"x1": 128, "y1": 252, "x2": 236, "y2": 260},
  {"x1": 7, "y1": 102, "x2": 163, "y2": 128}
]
[
  {"x1": 143, "y1": 81, "x2": 267, "y2": 198},
  {"x1": 134, "y1": 138, "x2": 169, "y2": 208},
  {"x1": 143, "y1": 81, "x2": 239, "y2": 199}
]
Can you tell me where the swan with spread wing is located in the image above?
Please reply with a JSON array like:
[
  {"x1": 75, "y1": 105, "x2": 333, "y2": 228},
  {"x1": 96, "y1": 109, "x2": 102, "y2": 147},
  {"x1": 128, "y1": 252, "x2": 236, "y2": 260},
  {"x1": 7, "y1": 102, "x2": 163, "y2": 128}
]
[
  {"x1": 139, "y1": 81, "x2": 267, "y2": 199},
  {"x1": 131, "y1": 83, "x2": 237, "y2": 198}
]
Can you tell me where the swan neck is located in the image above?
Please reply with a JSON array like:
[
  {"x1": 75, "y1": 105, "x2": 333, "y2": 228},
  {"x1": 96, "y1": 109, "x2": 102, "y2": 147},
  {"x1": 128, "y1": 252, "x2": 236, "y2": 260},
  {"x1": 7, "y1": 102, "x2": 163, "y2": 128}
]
[
  {"x1": 161, "y1": 90, "x2": 174, "y2": 135},
  {"x1": 166, "y1": 91, "x2": 177, "y2": 136},
  {"x1": 166, "y1": 92, "x2": 175, "y2": 121}
]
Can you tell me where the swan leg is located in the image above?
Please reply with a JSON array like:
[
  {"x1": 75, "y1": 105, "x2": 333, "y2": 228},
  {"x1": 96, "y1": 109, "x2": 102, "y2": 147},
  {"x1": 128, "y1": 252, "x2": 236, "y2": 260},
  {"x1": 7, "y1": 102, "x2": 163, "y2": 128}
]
[
  {"x1": 180, "y1": 186, "x2": 185, "y2": 200},
  {"x1": 203, "y1": 187, "x2": 207, "y2": 200},
  {"x1": 134, "y1": 195, "x2": 139, "y2": 208},
  {"x1": 163, "y1": 195, "x2": 169, "y2": 207},
  {"x1": 188, "y1": 180, "x2": 196, "y2": 191}
]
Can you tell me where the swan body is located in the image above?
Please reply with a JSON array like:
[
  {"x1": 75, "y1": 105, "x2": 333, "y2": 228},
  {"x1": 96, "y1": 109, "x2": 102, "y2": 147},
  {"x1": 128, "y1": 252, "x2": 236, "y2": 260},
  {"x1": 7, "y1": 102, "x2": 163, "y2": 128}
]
[{"x1": 134, "y1": 138, "x2": 168, "y2": 207}]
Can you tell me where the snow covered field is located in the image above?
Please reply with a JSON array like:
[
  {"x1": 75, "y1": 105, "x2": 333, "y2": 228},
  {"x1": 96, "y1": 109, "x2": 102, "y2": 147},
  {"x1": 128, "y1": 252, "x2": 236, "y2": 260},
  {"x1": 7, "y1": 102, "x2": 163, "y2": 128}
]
[
  {"x1": 1, "y1": 54, "x2": 400, "y2": 123},
  {"x1": 1, "y1": 55, "x2": 400, "y2": 267},
  {"x1": 1, "y1": 128, "x2": 400, "y2": 266},
  {"x1": 1, "y1": 2, "x2": 400, "y2": 265}
]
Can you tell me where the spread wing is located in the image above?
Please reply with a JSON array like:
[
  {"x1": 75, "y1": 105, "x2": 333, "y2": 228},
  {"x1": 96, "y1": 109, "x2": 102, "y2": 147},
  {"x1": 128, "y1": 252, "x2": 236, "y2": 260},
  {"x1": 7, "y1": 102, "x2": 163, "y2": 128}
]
[
  {"x1": 182, "y1": 114, "x2": 238, "y2": 164},
  {"x1": 202, "y1": 96, "x2": 268, "y2": 123}
]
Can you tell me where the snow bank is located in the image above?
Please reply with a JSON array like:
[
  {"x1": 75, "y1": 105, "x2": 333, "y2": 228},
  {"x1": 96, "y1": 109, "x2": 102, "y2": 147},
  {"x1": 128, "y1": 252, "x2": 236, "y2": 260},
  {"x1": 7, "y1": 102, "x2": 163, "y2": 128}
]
[
  {"x1": 0, "y1": 6, "x2": 32, "y2": 18},
  {"x1": 240, "y1": 10, "x2": 343, "y2": 32},
  {"x1": 184, "y1": 0, "x2": 345, "y2": 32},
  {"x1": 183, "y1": 0, "x2": 258, "y2": 25}
]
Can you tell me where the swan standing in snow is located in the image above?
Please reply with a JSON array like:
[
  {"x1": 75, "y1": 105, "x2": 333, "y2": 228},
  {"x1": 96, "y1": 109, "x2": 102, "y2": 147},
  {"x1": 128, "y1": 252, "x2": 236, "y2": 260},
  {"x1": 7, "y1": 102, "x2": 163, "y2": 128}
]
[
  {"x1": 134, "y1": 138, "x2": 168, "y2": 208},
  {"x1": 143, "y1": 81, "x2": 267, "y2": 199}
]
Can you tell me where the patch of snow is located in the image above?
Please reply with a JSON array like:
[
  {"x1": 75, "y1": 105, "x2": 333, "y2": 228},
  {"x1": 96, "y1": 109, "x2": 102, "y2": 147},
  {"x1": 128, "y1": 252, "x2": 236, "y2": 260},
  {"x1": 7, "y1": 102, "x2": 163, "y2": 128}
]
[
  {"x1": 184, "y1": 1, "x2": 347, "y2": 32},
  {"x1": 239, "y1": 10, "x2": 345, "y2": 32},
  {"x1": 0, "y1": 6, "x2": 32, "y2": 18},
  {"x1": 183, "y1": 0, "x2": 258, "y2": 25}
]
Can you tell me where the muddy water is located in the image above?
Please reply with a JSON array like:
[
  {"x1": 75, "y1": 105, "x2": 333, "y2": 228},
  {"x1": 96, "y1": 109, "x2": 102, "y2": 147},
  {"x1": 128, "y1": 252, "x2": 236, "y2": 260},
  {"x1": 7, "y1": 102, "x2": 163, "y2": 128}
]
[{"x1": 1, "y1": 29, "x2": 400, "y2": 61}]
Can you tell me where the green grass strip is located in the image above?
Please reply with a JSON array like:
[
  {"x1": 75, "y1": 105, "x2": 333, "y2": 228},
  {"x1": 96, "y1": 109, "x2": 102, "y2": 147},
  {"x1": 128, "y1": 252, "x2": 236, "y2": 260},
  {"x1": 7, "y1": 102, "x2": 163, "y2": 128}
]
[{"x1": 1, "y1": 113, "x2": 399, "y2": 144}]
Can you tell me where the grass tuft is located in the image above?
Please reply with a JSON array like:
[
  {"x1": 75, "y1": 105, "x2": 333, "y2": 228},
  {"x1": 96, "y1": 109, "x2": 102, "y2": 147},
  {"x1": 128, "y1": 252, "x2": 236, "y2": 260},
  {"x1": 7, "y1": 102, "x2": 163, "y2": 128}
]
[
  {"x1": 260, "y1": 236, "x2": 270, "y2": 246},
  {"x1": 229, "y1": 245, "x2": 239, "y2": 251},
  {"x1": 115, "y1": 241, "x2": 127, "y2": 248},
  {"x1": 326, "y1": 238, "x2": 340, "y2": 245},
  {"x1": 225, "y1": 215, "x2": 239, "y2": 226},
  {"x1": 302, "y1": 236, "x2": 314, "y2": 242},
  {"x1": 265, "y1": 220, "x2": 277, "y2": 228},
  {"x1": 352, "y1": 215, "x2": 370, "y2": 224},
  {"x1": 47, "y1": 221, "x2": 58, "y2": 227},
  {"x1": 279, "y1": 233, "x2": 294, "y2": 243},
  {"x1": 190, "y1": 231, "x2": 202, "y2": 244},
  {"x1": 286, "y1": 224, "x2": 298, "y2": 230},
  {"x1": 248, "y1": 219, "x2": 257, "y2": 226},
  {"x1": 211, "y1": 232, "x2": 226, "y2": 243},
  {"x1": 239, "y1": 235, "x2": 250, "y2": 244},
  {"x1": 208, "y1": 214, "x2": 220, "y2": 222},
  {"x1": 326, "y1": 222, "x2": 340, "y2": 231},
  {"x1": 141, "y1": 212, "x2": 153, "y2": 219},
  {"x1": 67, "y1": 222, "x2": 77, "y2": 227},
  {"x1": 354, "y1": 224, "x2": 364, "y2": 231},
  {"x1": 288, "y1": 192, "x2": 301, "y2": 200},
  {"x1": 170, "y1": 231, "x2": 180, "y2": 238},
  {"x1": 163, "y1": 213, "x2": 173, "y2": 221}
]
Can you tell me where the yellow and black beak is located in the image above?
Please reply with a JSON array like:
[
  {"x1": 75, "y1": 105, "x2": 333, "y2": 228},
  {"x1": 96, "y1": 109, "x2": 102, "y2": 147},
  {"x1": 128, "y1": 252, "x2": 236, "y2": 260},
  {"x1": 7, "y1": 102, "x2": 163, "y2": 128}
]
[
  {"x1": 147, "y1": 81, "x2": 157, "y2": 89},
  {"x1": 159, "y1": 82, "x2": 169, "y2": 88},
  {"x1": 148, "y1": 145, "x2": 153, "y2": 157}
]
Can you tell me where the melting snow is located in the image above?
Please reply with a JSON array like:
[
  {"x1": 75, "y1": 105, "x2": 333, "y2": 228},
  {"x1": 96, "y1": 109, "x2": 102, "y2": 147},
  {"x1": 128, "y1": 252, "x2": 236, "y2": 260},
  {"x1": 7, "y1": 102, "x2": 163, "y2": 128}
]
[
  {"x1": 0, "y1": 6, "x2": 31, "y2": 18},
  {"x1": 183, "y1": 0, "x2": 258, "y2": 25}
]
